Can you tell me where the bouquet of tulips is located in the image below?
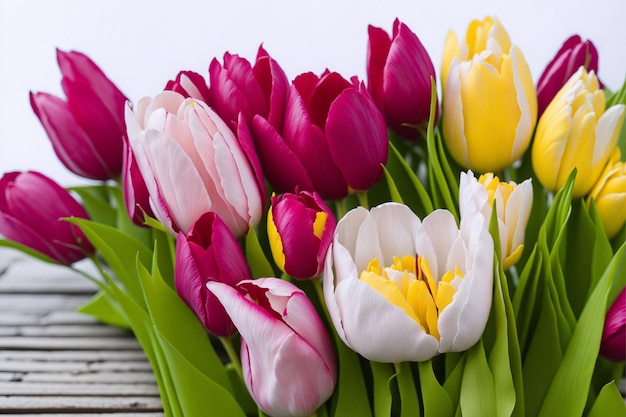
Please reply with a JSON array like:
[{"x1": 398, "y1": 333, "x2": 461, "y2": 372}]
[{"x1": 1, "y1": 15, "x2": 625, "y2": 417}]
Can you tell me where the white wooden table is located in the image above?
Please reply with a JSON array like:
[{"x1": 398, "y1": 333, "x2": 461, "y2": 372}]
[{"x1": 0, "y1": 249, "x2": 163, "y2": 416}]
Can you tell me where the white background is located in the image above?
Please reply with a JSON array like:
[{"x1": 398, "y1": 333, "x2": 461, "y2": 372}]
[{"x1": 1, "y1": 0, "x2": 625, "y2": 187}]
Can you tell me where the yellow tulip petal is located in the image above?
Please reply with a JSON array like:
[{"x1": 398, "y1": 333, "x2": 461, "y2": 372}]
[{"x1": 267, "y1": 207, "x2": 286, "y2": 271}]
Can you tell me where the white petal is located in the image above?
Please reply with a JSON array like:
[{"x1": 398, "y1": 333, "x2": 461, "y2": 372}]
[
  {"x1": 593, "y1": 104, "x2": 624, "y2": 166},
  {"x1": 416, "y1": 210, "x2": 459, "y2": 279}
]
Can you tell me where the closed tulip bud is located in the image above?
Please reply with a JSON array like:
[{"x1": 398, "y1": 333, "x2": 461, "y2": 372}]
[
  {"x1": 587, "y1": 155, "x2": 626, "y2": 239},
  {"x1": 537, "y1": 35, "x2": 600, "y2": 117},
  {"x1": 532, "y1": 67, "x2": 625, "y2": 198},
  {"x1": 165, "y1": 70, "x2": 211, "y2": 104},
  {"x1": 122, "y1": 140, "x2": 154, "y2": 226},
  {"x1": 253, "y1": 71, "x2": 388, "y2": 200},
  {"x1": 207, "y1": 278, "x2": 336, "y2": 417},
  {"x1": 125, "y1": 90, "x2": 265, "y2": 236},
  {"x1": 0, "y1": 171, "x2": 94, "y2": 265},
  {"x1": 175, "y1": 212, "x2": 250, "y2": 337},
  {"x1": 30, "y1": 49, "x2": 128, "y2": 181},
  {"x1": 324, "y1": 203, "x2": 493, "y2": 363},
  {"x1": 600, "y1": 287, "x2": 626, "y2": 362},
  {"x1": 267, "y1": 191, "x2": 336, "y2": 279},
  {"x1": 460, "y1": 171, "x2": 532, "y2": 269},
  {"x1": 367, "y1": 19, "x2": 438, "y2": 140},
  {"x1": 442, "y1": 17, "x2": 537, "y2": 173},
  {"x1": 209, "y1": 45, "x2": 288, "y2": 131}
]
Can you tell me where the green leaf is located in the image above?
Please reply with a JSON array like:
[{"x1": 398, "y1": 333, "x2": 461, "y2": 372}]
[
  {"x1": 418, "y1": 360, "x2": 453, "y2": 417},
  {"x1": 77, "y1": 289, "x2": 129, "y2": 328},
  {"x1": 512, "y1": 247, "x2": 543, "y2": 351},
  {"x1": 69, "y1": 184, "x2": 117, "y2": 227},
  {"x1": 537, "y1": 244, "x2": 626, "y2": 417},
  {"x1": 443, "y1": 353, "x2": 465, "y2": 411},
  {"x1": 66, "y1": 218, "x2": 153, "y2": 308},
  {"x1": 395, "y1": 362, "x2": 420, "y2": 417},
  {"x1": 0, "y1": 238, "x2": 59, "y2": 265},
  {"x1": 331, "y1": 340, "x2": 373, "y2": 417},
  {"x1": 370, "y1": 361, "x2": 394, "y2": 417},
  {"x1": 460, "y1": 340, "x2": 496, "y2": 417},
  {"x1": 587, "y1": 381, "x2": 626, "y2": 417},
  {"x1": 382, "y1": 165, "x2": 405, "y2": 204},
  {"x1": 245, "y1": 226, "x2": 276, "y2": 278}
]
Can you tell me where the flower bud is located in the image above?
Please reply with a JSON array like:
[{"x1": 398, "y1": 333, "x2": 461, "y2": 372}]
[
  {"x1": 30, "y1": 49, "x2": 128, "y2": 181},
  {"x1": 441, "y1": 17, "x2": 537, "y2": 173},
  {"x1": 174, "y1": 212, "x2": 250, "y2": 337},
  {"x1": 267, "y1": 191, "x2": 336, "y2": 279},
  {"x1": 537, "y1": 35, "x2": 600, "y2": 117},
  {"x1": 207, "y1": 278, "x2": 336, "y2": 417},
  {"x1": 0, "y1": 171, "x2": 94, "y2": 265},
  {"x1": 367, "y1": 19, "x2": 438, "y2": 140},
  {"x1": 587, "y1": 154, "x2": 626, "y2": 239},
  {"x1": 600, "y1": 287, "x2": 626, "y2": 362},
  {"x1": 532, "y1": 67, "x2": 625, "y2": 198},
  {"x1": 165, "y1": 70, "x2": 211, "y2": 104}
]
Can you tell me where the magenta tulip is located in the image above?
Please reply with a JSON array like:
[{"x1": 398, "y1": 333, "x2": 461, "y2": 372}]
[
  {"x1": 367, "y1": 19, "x2": 438, "y2": 140},
  {"x1": 121, "y1": 139, "x2": 154, "y2": 226},
  {"x1": 600, "y1": 288, "x2": 626, "y2": 362},
  {"x1": 209, "y1": 45, "x2": 289, "y2": 131},
  {"x1": 175, "y1": 212, "x2": 250, "y2": 337},
  {"x1": 536, "y1": 35, "x2": 600, "y2": 117},
  {"x1": 207, "y1": 278, "x2": 336, "y2": 417},
  {"x1": 252, "y1": 71, "x2": 388, "y2": 200},
  {"x1": 30, "y1": 49, "x2": 128, "y2": 181},
  {"x1": 165, "y1": 70, "x2": 211, "y2": 104},
  {"x1": 267, "y1": 191, "x2": 336, "y2": 279},
  {"x1": 0, "y1": 171, "x2": 94, "y2": 265},
  {"x1": 125, "y1": 90, "x2": 266, "y2": 237}
]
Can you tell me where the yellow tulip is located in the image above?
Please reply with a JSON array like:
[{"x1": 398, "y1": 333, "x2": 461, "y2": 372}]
[
  {"x1": 442, "y1": 17, "x2": 537, "y2": 173},
  {"x1": 532, "y1": 67, "x2": 625, "y2": 198},
  {"x1": 587, "y1": 155, "x2": 626, "y2": 238}
]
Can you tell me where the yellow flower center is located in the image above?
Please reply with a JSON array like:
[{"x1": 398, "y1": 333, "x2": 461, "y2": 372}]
[
  {"x1": 479, "y1": 173, "x2": 514, "y2": 210},
  {"x1": 360, "y1": 255, "x2": 464, "y2": 340}
]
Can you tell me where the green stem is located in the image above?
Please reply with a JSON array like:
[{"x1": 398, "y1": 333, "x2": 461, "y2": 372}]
[
  {"x1": 335, "y1": 198, "x2": 347, "y2": 219},
  {"x1": 219, "y1": 337, "x2": 243, "y2": 382},
  {"x1": 312, "y1": 278, "x2": 331, "y2": 324},
  {"x1": 395, "y1": 362, "x2": 421, "y2": 417},
  {"x1": 357, "y1": 191, "x2": 370, "y2": 209}
]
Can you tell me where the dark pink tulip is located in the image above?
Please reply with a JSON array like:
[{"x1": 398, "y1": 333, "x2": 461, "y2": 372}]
[
  {"x1": 537, "y1": 35, "x2": 600, "y2": 117},
  {"x1": 174, "y1": 212, "x2": 251, "y2": 337},
  {"x1": 268, "y1": 191, "x2": 336, "y2": 279},
  {"x1": 207, "y1": 278, "x2": 336, "y2": 417},
  {"x1": 367, "y1": 19, "x2": 438, "y2": 140},
  {"x1": 600, "y1": 288, "x2": 626, "y2": 362},
  {"x1": 209, "y1": 45, "x2": 289, "y2": 131},
  {"x1": 165, "y1": 70, "x2": 211, "y2": 104},
  {"x1": 122, "y1": 140, "x2": 154, "y2": 226},
  {"x1": 252, "y1": 71, "x2": 388, "y2": 200},
  {"x1": 30, "y1": 49, "x2": 128, "y2": 181},
  {"x1": 0, "y1": 171, "x2": 94, "y2": 265}
]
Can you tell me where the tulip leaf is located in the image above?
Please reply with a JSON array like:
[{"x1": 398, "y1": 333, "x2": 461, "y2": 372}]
[
  {"x1": 460, "y1": 340, "x2": 496, "y2": 417},
  {"x1": 77, "y1": 289, "x2": 129, "y2": 328},
  {"x1": 512, "y1": 246, "x2": 543, "y2": 353},
  {"x1": 331, "y1": 339, "x2": 373, "y2": 417},
  {"x1": 370, "y1": 361, "x2": 394, "y2": 417},
  {"x1": 443, "y1": 353, "x2": 465, "y2": 411},
  {"x1": 587, "y1": 381, "x2": 626, "y2": 417},
  {"x1": 382, "y1": 165, "x2": 405, "y2": 204},
  {"x1": 245, "y1": 226, "x2": 276, "y2": 278},
  {"x1": 66, "y1": 217, "x2": 152, "y2": 309},
  {"x1": 537, "y1": 243, "x2": 625, "y2": 417},
  {"x1": 69, "y1": 184, "x2": 117, "y2": 227},
  {"x1": 225, "y1": 363, "x2": 258, "y2": 416},
  {"x1": 395, "y1": 362, "x2": 421, "y2": 417},
  {"x1": 418, "y1": 360, "x2": 454, "y2": 417},
  {"x1": 107, "y1": 185, "x2": 155, "y2": 248},
  {"x1": 135, "y1": 253, "x2": 234, "y2": 394},
  {"x1": 0, "y1": 238, "x2": 60, "y2": 265}
]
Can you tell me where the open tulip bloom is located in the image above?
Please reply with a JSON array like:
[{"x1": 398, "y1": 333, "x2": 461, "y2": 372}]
[{"x1": 3, "y1": 12, "x2": 626, "y2": 417}]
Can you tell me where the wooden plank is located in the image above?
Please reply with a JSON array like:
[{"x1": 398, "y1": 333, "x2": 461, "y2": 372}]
[
  {"x1": 0, "y1": 336, "x2": 141, "y2": 350},
  {"x1": 0, "y1": 295, "x2": 91, "y2": 312},
  {"x1": 42, "y1": 311, "x2": 102, "y2": 325},
  {"x1": 18, "y1": 324, "x2": 130, "y2": 337},
  {"x1": 0, "y1": 381, "x2": 159, "y2": 396},
  {"x1": 0, "y1": 396, "x2": 163, "y2": 412},
  {"x1": 0, "y1": 350, "x2": 147, "y2": 362},
  {"x1": 0, "y1": 314, "x2": 42, "y2": 326},
  {"x1": 20, "y1": 371, "x2": 158, "y2": 384}
]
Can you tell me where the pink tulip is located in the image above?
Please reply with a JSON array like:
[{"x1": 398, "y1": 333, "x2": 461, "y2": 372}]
[
  {"x1": 0, "y1": 171, "x2": 94, "y2": 265},
  {"x1": 367, "y1": 19, "x2": 438, "y2": 140},
  {"x1": 175, "y1": 212, "x2": 250, "y2": 337},
  {"x1": 125, "y1": 90, "x2": 265, "y2": 237},
  {"x1": 30, "y1": 49, "x2": 128, "y2": 181},
  {"x1": 165, "y1": 70, "x2": 211, "y2": 104},
  {"x1": 267, "y1": 191, "x2": 336, "y2": 279},
  {"x1": 536, "y1": 35, "x2": 600, "y2": 117},
  {"x1": 252, "y1": 71, "x2": 388, "y2": 200},
  {"x1": 207, "y1": 278, "x2": 336, "y2": 417},
  {"x1": 600, "y1": 288, "x2": 626, "y2": 362},
  {"x1": 209, "y1": 45, "x2": 289, "y2": 131}
]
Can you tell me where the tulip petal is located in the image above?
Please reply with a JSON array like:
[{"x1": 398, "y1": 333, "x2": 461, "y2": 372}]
[{"x1": 366, "y1": 24, "x2": 391, "y2": 111}]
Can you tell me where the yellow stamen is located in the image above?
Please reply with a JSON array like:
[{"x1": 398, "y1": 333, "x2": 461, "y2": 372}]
[{"x1": 312, "y1": 211, "x2": 328, "y2": 239}]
